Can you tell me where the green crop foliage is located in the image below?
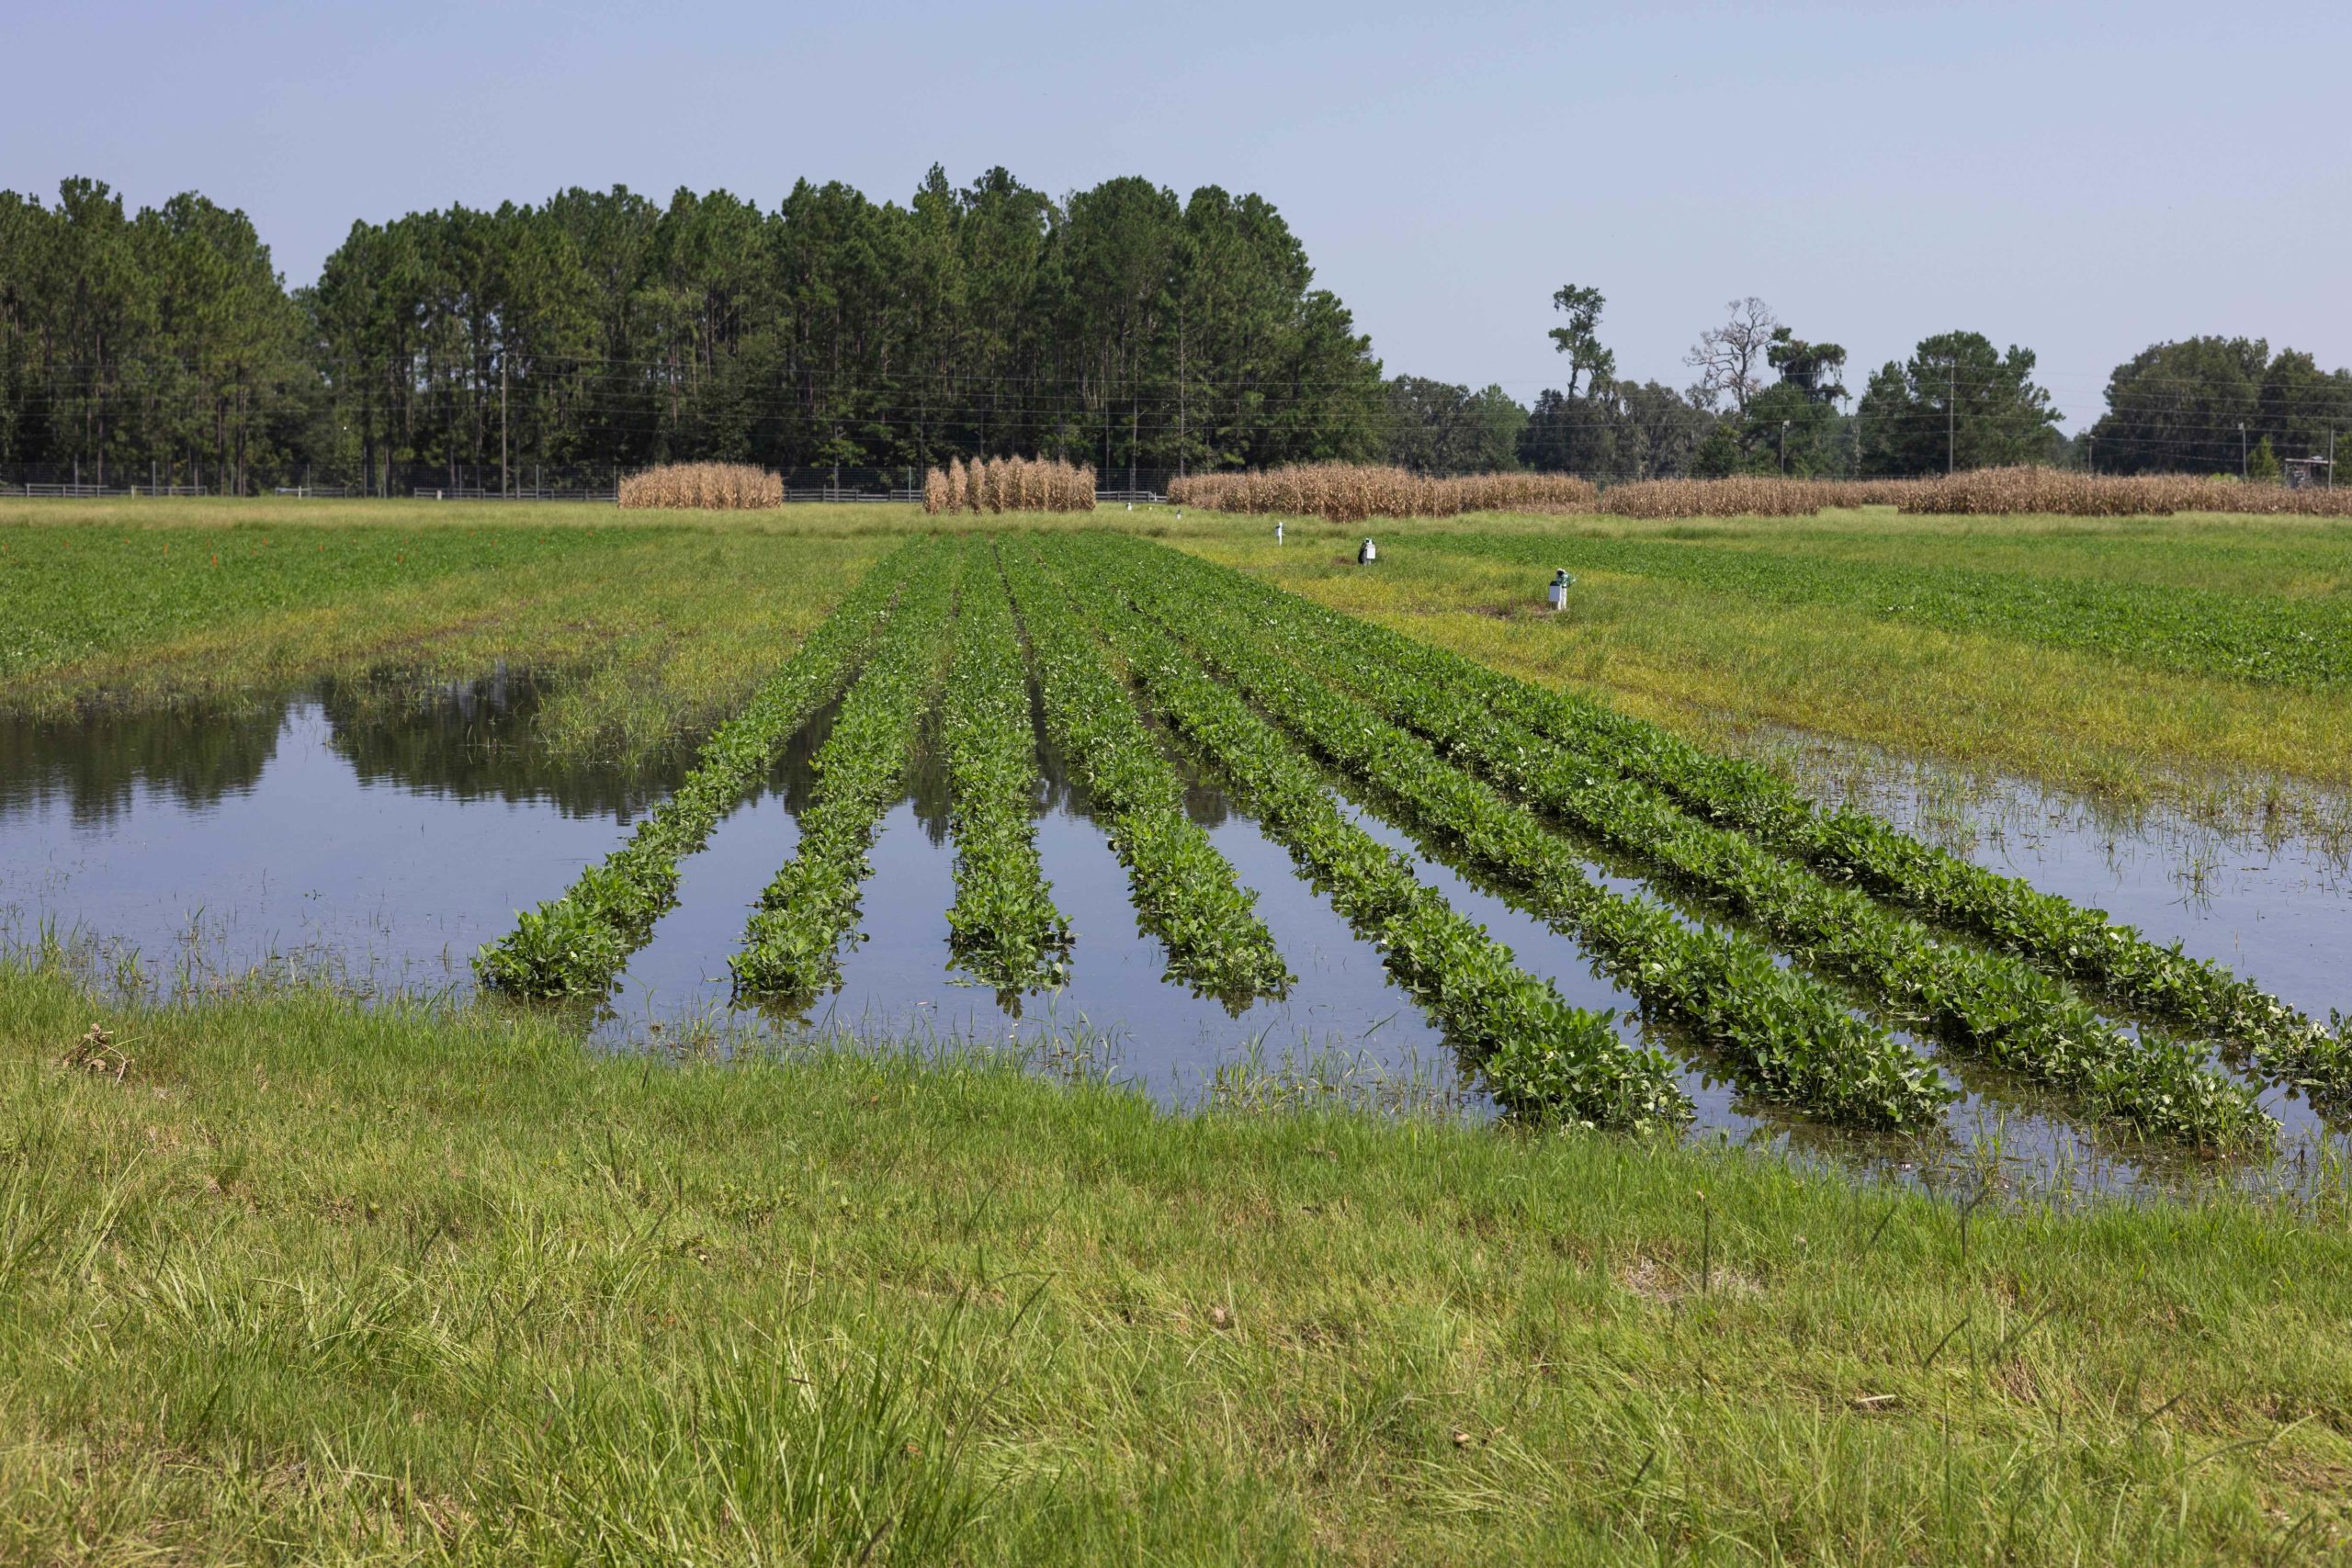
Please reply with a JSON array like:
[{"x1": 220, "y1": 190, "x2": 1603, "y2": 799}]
[
  {"x1": 1180, "y1": 533, "x2": 2352, "y2": 1111},
  {"x1": 0, "y1": 521, "x2": 641, "y2": 682},
  {"x1": 940, "y1": 547, "x2": 1072, "y2": 993},
  {"x1": 1422, "y1": 530, "x2": 2352, "y2": 690},
  {"x1": 473, "y1": 539, "x2": 915, "y2": 998},
  {"x1": 997, "y1": 543, "x2": 1291, "y2": 1006},
  {"x1": 1067, "y1": 535, "x2": 1950, "y2": 1132},
  {"x1": 1024, "y1": 537, "x2": 1687, "y2": 1132},
  {"x1": 1104, "y1": 536, "x2": 2277, "y2": 1151},
  {"x1": 731, "y1": 542, "x2": 967, "y2": 999}
]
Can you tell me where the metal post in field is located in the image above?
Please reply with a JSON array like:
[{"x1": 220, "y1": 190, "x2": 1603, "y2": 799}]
[{"x1": 1946, "y1": 368, "x2": 1955, "y2": 474}]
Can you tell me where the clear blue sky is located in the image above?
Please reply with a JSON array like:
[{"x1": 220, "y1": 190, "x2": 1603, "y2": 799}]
[{"x1": 8, "y1": 0, "x2": 2346, "y2": 428}]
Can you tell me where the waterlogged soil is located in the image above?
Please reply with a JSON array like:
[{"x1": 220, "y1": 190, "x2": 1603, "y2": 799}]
[
  {"x1": 598, "y1": 706, "x2": 1469, "y2": 1105},
  {"x1": 0, "y1": 674, "x2": 684, "y2": 996},
  {"x1": 5, "y1": 682, "x2": 2350, "y2": 1196}
]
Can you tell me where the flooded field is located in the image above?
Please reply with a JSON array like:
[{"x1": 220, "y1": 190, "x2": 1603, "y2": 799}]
[{"x1": 6, "y1": 671, "x2": 2348, "y2": 1199}]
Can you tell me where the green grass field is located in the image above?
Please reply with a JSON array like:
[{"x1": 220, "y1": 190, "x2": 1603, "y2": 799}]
[
  {"x1": 1181, "y1": 511, "x2": 2352, "y2": 829},
  {"x1": 10, "y1": 498, "x2": 2346, "y2": 820},
  {"x1": 9, "y1": 961, "x2": 2352, "y2": 1564},
  {"x1": 4, "y1": 496, "x2": 2350, "y2": 1562}
]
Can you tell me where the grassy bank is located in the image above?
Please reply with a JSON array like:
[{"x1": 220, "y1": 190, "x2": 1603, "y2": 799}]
[
  {"x1": 5, "y1": 960, "x2": 2350, "y2": 1563},
  {"x1": 17, "y1": 497, "x2": 2346, "y2": 819},
  {"x1": 0, "y1": 500, "x2": 1196, "y2": 766},
  {"x1": 1177, "y1": 510, "x2": 2352, "y2": 827},
  {"x1": 0, "y1": 507, "x2": 900, "y2": 765}
]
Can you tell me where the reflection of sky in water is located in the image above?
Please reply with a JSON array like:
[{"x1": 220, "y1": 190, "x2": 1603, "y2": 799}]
[
  {"x1": 3, "y1": 682, "x2": 2348, "y2": 1197},
  {"x1": 1767, "y1": 738, "x2": 2350, "y2": 1023}
]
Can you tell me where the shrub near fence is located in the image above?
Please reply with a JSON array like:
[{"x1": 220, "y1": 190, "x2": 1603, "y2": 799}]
[
  {"x1": 923, "y1": 457, "x2": 1095, "y2": 514},
  {"x1": 1168, "y1": 465, "x2": 1598, "y2": 523},
  {"x1": 617, "y1": 462, "x2": 783, "y2": 510}
]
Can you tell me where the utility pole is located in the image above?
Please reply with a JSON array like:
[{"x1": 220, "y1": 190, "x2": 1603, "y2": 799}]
[
  {"x1": 2086, "y1": 434, "x2": 2095, "y2": 475},
  {"x1": 501, "y1": 355, "x2": 510, "y2": 498},
  {"x1": 1129, "y1": 402, "x2": 1138, "y2": 499},
  {"x1": 2331, "y1": 428, "x2": 2338, "y2": 491},
  {"x1": 1946, "y1": 367, "x2": 1956, "y2": 475},
  {"x1": 2239, "y1": 422, "x2": 2248, "y2": 479},
  {"x1": 1779, "y1": 419, "x2": 1791, "y2": 475}
]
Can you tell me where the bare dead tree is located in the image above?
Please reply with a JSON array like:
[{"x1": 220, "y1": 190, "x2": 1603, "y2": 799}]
[{"x1": 1683, "y1": 297, "x2": 1781, "y2": 415}]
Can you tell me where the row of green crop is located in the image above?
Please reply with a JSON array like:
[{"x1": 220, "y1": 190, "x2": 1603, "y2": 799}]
[
  {"x1": 1107, "y1": 536, "x2": 2274, "y2": 1149},
  {"x1": 1420, "y1": 530, "x2": 2352, "y2": 691},
  {"x1": 995, "y1": 544, "x2": 1291, "y2": 1006},
  {"x1": 473, "y1": 541, "x2": 914, "y2": 998},
  {"x1": 1022, "y1": 537, "x2": 1688, "y2": 1132},
  {"x1": 1199, "y1": 537, "x2": 2348, "y2": 1106},
  {"x1": 941, "y1": 551, "x2": 1072, "y2": 993},
  {"x1": 1064, "y1": 536, "x2": 1948, "y2": 1131},
  {"x1": 729, "y1": 543, "x2": 967, "y2": 998}
]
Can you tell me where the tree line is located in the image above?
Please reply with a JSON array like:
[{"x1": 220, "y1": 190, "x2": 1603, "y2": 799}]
[
  {"x1": 6, "y1": 174, "x2": 2346, "y2": 491},
  {"x1": 0, "y1": 171, "x2": 1388, "y2": 491},
  {"x1": 1394, "y1": 290, "x2": 2352, "y2": 482}
]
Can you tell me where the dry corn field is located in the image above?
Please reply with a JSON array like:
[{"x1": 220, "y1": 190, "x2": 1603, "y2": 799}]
[
  {"x1": 1170, "y1": 466, "x2": 2352, "y2": 521},
  {"x1": 616, "y1": 462, "x2": 784, "y2": 510},
  {"x1": 1895, "y1": 468, "x2": 2352, "y2": 517},
  {"x1": 923, "y1": 457, "x2": 1097, "y2": 514},
  {"x1": 1593, "y1": 477, "x2": 1923, "y2": 518},
  {"x1": 1168, "y1": 465, "x2": 1600, "y2": 524}
]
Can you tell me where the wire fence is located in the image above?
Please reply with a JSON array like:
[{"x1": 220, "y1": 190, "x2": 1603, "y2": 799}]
[{"x1": 0, "y1": 461, "x2": 1213, "y2": 503}]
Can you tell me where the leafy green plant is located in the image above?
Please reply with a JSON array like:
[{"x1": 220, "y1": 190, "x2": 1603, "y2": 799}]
[
  {"x1": 473, "y1": 539, "x2": 919, "y2": 998},
  {"x1": 731, "y1": 542, "x2": 967, "y2": 999},
  {"x1": 1423, "y1": 530, "x2": 2352, "y2": 689},
  {"x1": 1069, "y1": 536, "x2": 1948, "y2": 1131},
  {"x1": 997, "y1": 544, "x2": 1289, "y2": 1006},
  {"x1": 1283, "y1": 532, "x2": 2352, "y2": 1108},
  {"x1": 941, "y1": 548, "x2": 1072, "y2": 993},
  {"x1": 1102, "y1": 536, "x2": 2276, "y2": 1150},
  {"x1": 1023, "y1": 538, "x2": 1685, "y2": 1133}
]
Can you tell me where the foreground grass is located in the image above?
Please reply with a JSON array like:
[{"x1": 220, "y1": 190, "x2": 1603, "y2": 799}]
[
  {"x1": 1180, "y1": 512, "x2": 2352, "y2": 823},
  {"x1": 6, "y1": 962, "x2": 2351, "y2": 1563}
]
